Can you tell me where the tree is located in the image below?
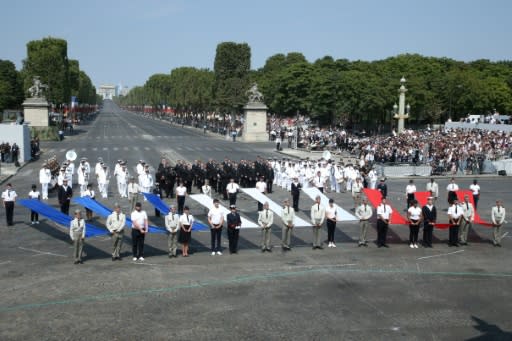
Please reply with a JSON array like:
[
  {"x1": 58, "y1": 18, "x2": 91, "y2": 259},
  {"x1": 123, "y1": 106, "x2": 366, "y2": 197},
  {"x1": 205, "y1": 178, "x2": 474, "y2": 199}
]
[
  {"x1": 213, "y1": 42, "x2": 251, "y2": 114},
  {"x1": 0, "y1": 59, "x2": 24, "y2": 113},
  {"x1": 69, "y1": 59, "x2": 80, "y2": 97},
  {"x1": 22, "y1": 37, "x2": 70, "y2": 105}
]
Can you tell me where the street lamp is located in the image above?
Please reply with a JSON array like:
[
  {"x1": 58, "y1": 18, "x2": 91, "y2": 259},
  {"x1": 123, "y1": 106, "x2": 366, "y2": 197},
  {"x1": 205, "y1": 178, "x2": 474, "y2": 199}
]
[{"x1": 392, "y1": 77, "x2": 410, "y2": 133}]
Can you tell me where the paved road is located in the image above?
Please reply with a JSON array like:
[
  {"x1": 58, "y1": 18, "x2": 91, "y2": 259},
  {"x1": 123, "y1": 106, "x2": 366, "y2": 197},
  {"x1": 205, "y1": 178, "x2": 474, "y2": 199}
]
[{"x1": 1, "y1": 101, "x2": 511, "y2": 340}]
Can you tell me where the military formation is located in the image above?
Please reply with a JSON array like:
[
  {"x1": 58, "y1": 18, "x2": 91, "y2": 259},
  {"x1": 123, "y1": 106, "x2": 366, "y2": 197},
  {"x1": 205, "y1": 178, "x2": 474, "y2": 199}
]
[{"x1": 1, "y1": 152, "x2": 508, "y2": 264}]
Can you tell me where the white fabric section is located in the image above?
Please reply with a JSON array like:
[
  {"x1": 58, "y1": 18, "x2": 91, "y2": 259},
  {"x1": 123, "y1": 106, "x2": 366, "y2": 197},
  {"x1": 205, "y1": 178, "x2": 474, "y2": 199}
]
[
  {"x1": 189, "y1": 194, "x2": 259, "y2": 228},
  {"x1": 240, "y1": 188, "x2": 311, "y2": 227},
  {"x1": 302, "y1": 187, "x2": 357, "y2": 221}
]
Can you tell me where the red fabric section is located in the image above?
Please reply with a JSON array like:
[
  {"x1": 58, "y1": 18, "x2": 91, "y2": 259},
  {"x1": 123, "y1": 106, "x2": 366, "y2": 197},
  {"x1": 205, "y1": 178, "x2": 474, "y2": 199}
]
[
  {"x1": 362, "y1": 189, "x2": 408, "y2": 225},
  {"x1": 414, "y1": 191, "x2": 431, "y2": 207},
  {"x1": 456, "y1": 190, "x2": 493, "y2": 227}
]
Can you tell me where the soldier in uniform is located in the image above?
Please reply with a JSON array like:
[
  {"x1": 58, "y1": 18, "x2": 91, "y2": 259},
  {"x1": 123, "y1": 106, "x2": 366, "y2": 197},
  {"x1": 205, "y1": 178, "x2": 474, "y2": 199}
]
[
  {"x1": 165, "y1": 206, "x2": 180, "y2": 257},
  {"x1": 39, "y1": 163, "x2": 52, "y2": 200},
  {"x1": 258, "y1": 202, "x2": 274, "y2": 252},
  {"x1": 459, "y1": 195, "x2": 474, "y2": 246},
  {"x1": 106, "y1": 203, "x2": 126, "y2": 261},
  {"x1": 422, "y1": 197, "x2": 437, "y2": 248},
  {"x1": 226, "y1": 205, "x2": 242, "y2": 254},
  {"x1": 69, "y1": 210, "x2": 86, "y2": 264},
  {"x1": 376, "y1": 198, "x2": 392, "y2": 247},
  {"x1": 491, "y1": 200, "x2": 506, "y2": 247},
  {"x1": 281, "y1": 199, "x2": 295, "y2": 251},
  {"x1": 356, "y1": 198, "x2": 373, "y2": 247},
  {"x1": 58, "y1": 179, "x2": 73, "y2": 215},
  {"x1": 310, "y1": 196, "x2": 325, "y2": 249},
  {"x1": 447, "y1": 198, "x2": 463, "y2": 247}
]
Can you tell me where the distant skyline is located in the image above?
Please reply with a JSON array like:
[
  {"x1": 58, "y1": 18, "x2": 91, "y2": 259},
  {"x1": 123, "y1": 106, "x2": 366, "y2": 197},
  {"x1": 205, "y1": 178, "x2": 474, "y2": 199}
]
[{"x1": 1, "y1": 0, "x2": 511, "y2": 89}]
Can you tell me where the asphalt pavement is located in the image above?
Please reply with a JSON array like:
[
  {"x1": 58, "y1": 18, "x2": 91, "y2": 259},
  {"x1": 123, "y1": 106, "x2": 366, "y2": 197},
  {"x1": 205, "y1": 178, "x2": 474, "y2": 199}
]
[{"x1": 0, "y1": 101, "x2": 511, "y2": 340}]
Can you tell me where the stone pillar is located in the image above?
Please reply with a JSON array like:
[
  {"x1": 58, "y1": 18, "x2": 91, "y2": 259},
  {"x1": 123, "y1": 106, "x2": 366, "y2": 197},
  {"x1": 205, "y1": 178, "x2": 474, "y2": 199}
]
[
  {"x1": 23, "y1": 97, "x2": 50, "y2": 127},
  {"x1": 241, "y1": 102, "x2": 268, "y2": 142}
]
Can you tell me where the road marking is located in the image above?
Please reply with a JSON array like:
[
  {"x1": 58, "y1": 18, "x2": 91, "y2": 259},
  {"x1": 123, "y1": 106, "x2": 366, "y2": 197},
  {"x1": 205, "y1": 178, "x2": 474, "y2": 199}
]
[
  {"x1": 144, "y1": 147, "x2": 151, "y2": 151},
  {"x1": 417, "y1": 250, "x2": 464, "y2": 260},
  {"x1": 96, "y1": 136, "x2": 100, "y2": 139},
  {"x1": 59, "y1": 148, "x2": 66, "y2": 152},
  {"x1": 92, "y1": 147, "x2": 97, "y2": 151},
  {"x1": 502, "y1": 232, "x2": 509, "y2": 238},
  {"x1": 133, "y1": 147, "x2": 139, "y2": 151},
  {"x1": 1, "y1": 266, "x2": 511, "y2": 313},
  {"x1": 81, "y1": 148, "x2": 87, "y2": 151},
  {"x1": 124, "y1": 147, "x2": 130, "y2": 151},
  {"x1": 0, "y1": 261, "x2": 12, "y2": 266},
  {"x1": 18, "y1": 246, "x2": 66, "y2": 258},
  {"x1": 113, "y1": 147, "x2": 119, "y2": 151},
  {"x1": 102, "y1": 147, "x2": 108, "y2": 151}
]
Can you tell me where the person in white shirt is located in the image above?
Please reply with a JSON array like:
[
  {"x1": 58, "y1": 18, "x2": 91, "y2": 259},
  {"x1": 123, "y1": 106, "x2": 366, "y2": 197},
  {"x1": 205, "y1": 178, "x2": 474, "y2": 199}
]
[
  {"x1": 2, "y1": 183, "x2": 17, "y2": 226},
  {"x1": 113, "y1": 160, "x2": 123, "y2": 195},
  {"x1": 226, "y1": 178, "x2": 240, "y2": 207},
  {"x1": 310, "y1": 196, "x2": 326, "y2": 249},
  {"x1": 405, "y1": 179, "x2": 417, "y2": 209},
  {"x1": 491, "y1": 200, "x2": 506, "y2": 247},
  {"x1": 258, "y1": 202, "x2": 274, "y2": 252},
  {"x1": 367, "y1": 168, "x2": 377, "y2": 190},
  {"x1": 139, "y1": 167, "x2": 154, "y2": 198},
  {"x1": 459, "y1": 195, "x2": 474, "y2": 246},
  {"x1": 77, "y1": 165, "x2": 89, "y2": 197},
  {"x1": 313, "y1": 170, "x2": 325, "y2": 193},
  {"x1": 281, "y1": 199, "x2": 295, "y2": 250},
  {"x1": 356, "y1": 198, "x2": 373, "y2": 247},
  {"x1": 425, "y1": 178, "x2": 439, "y2": 203},
  {"x1": 469, "y1": 179, "x2": 480, "y2": 210},
  {"x1": 178, "y1": 206, "x2": 194, "y2": 257},
  {"x1": 69, "y1": 209, "x2": 86, "y2": 264},
  {"x1": 376, "y1": 198, "x2": 392, "y2": 248},
  {"x1": 131, "y1": 202, "x2": 148, "y2": 261},
  {"x1": 106, "y1": 203, "x2": 126, "y2": 261},
  {"x1": 39, "y1": 163, "x2": 52, "y2": 200},
  {"x1": 28, "y1": 184, "x2": 41, "y2": 224},
  {"x1": 208, "y1": 199, "x2": 225, "y2": 255},
  {"x1": 407, "y1": 200, "x2": 423, "y2": 248},
  {"x1": 202, "y1": 179, "x2": 212, "y2": 198},
  {"x1": 255, "y1": 177, "x2": 267, "y2": 211},
  {"x1": 325, "y1": 198, "x2": 338, "y2": 248},
  {"x1": 446, "y1": 178, "x2": 459, "y2": 205},
  {"x1": 447, "y1": 198, "x2": 463, "y2": 247},
  {"x1": 165, "y1": 205, "x2": 180, "y2": 257},
  {"x1": 175, "y1": 181, "x2": 187, "y2": 215}
]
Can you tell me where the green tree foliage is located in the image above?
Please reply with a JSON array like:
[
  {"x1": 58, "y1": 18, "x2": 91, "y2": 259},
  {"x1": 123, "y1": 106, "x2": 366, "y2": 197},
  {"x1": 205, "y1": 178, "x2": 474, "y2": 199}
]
[
  {"x1": 0, "y1": 59, "x2": 24, "y2": 113},
  {"x1": 68, "y1": 59, "x2": 80, "y2": 97},
  {"x1": 77, "y1": 71, "x2": 97, "y2": 104},
  {"x1": 213, "y1": 42, "x2": 251, "y2": 113},
  {"x1": 22, "y1": 37, "x2": 70, "y2": 105}
]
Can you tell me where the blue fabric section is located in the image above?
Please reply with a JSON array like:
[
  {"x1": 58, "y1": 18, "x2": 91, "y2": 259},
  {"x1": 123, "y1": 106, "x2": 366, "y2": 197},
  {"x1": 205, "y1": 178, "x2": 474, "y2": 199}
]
[
  {"x1": 142, "y1": 192, "x2": 170, "y2": 215},
  {"x1": 73, "y1": 197, "x2": 111, "y2": 217},
  {"x1": 72, "y1": 196, "x2": 166, "y2": 234},
  {"x1": 18, "y1": 199, "x2": 109, "y2": 237},
  {"x1": 141, "y1": 192, "x2": 208, "y2": 231}
]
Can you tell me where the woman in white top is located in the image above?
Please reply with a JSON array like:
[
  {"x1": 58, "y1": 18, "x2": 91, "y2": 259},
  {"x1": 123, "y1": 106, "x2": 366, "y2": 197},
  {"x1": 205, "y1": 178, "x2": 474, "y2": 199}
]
[
  {"x1": 407, "y1": 200, "x2": 423, "y2": 248},
  {"x1": 175, "y1": 182, "x2": 187, "y2": 215},
  {"x1": 178, "y1": 206, "x2": 194, "y2": 257},
  {"x1": 325, "y1": 199, "x2": 338, "y2": 248},
  {"x1": 469, "y1": 179, "x2": 480, "y2": 210},
  {"x1": 28, "y1": 184, "x2": 41, "y2": 224}
]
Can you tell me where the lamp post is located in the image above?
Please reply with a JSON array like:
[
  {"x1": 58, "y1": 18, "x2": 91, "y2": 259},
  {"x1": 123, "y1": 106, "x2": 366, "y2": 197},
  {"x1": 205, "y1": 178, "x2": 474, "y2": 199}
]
[{"x1": 392, "y1": 77, "x2": 410, "y2": 133}]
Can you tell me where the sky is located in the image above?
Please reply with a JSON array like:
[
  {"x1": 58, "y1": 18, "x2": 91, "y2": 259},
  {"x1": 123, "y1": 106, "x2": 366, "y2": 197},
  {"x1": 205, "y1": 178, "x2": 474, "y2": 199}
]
[{"x1": 1, "y1": 0, "x2": 511, "y2": 89}]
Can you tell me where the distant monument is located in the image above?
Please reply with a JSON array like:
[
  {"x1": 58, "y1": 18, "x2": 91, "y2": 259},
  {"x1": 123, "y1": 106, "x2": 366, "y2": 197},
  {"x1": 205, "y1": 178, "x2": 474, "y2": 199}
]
[
  {"x1": 241, "y1": 83, "x2": 268, "y2": 142},
  {"x1": 23, "y1": 76, "x2": 50, "y2": 127}
]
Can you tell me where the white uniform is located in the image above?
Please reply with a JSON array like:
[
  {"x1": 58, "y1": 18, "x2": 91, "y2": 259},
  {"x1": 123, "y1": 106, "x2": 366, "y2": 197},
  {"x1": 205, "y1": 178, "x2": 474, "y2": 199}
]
[
  {"x1": 98, "y1": 168, "x2": 110, "y2": 198},
  {"x1": 39, "y1": 167, "x2": 52, "y2": 200}
]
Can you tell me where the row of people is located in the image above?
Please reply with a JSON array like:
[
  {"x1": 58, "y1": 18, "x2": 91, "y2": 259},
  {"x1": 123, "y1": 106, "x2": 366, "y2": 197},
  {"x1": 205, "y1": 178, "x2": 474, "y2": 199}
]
[{"x1": 62, "y1": 194, "x2": 507, "y2": 264}]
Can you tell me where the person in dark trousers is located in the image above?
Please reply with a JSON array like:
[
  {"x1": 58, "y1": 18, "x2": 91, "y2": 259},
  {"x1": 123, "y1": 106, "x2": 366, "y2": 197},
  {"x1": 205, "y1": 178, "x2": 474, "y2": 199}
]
[
  {"x1": 377, "y1": 178, "x2": 388, "y2": 199},
  {"x1": 376, "y1": 198, "x2": 392, "y2": 247},
  {"x1": 130, "y1": 202, "x2": 148, "y2": 261},
  {"x1": 2, "y1": 183, "x2": 17, "y2": 226},
  {"x1": 226, "y1": 205, "x2": 242, "y2": 254},
  {"x1": 421, "y1": 197, "x2": 437, "y2": 248},
  {"x1": 152, "y1": 183, "x2": 162, "y2": 217},
  {"x1": 291, "y1": 177, "x2": 302, "y2": 212},
  {"x1": 28, "y1": 184, "x2": 41, "y2": 224},
  {"x1": 447, "y1": 198, "x2": 463, "y2": 247},
  {"x1": 58, "y1": 179, "x2": 73, "y2": 215}
]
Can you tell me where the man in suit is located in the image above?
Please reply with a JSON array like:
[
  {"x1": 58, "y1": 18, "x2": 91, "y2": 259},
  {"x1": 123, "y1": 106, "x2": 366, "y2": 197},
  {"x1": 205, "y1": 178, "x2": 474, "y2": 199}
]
[
  {"x1": 459, "y1": 195, "x2": 474, "y2": 246},
  {"x1": 258, "y1": 202, "x2": 274, "y2": 252},
  {"x1": 291, "y1": 177, "x2": 301, "y2": 212},
  {"x1": 58, "y1": 179, "x2": 73, "y2": 215},
  {"x1": 491, "y1": 200, "x2": 506, "y2": 247},
  {"x1": 421, "y1": 197, "x2": 437, "y2": 248},
  {"x1": 226, "y1": 205, "x2": 242, "y2": 254}
]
